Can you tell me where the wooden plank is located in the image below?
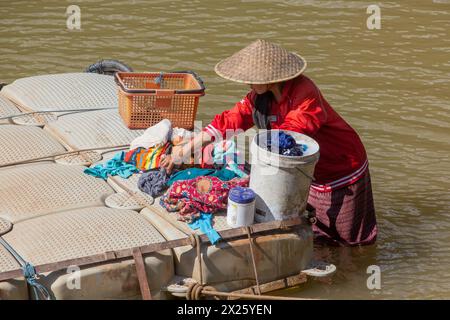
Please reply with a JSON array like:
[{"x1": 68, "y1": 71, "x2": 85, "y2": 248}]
[
  {"x1": 132, "y1": 248, "x2": 152, "y2": 300},
  {"x1": 0, "y1": 237, "x2": 192, "y2": 282}
]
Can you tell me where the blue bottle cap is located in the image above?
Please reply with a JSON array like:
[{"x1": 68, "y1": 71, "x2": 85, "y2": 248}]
[{"x1": 228, "y1": 187, "x2": 256, "y2": 204}]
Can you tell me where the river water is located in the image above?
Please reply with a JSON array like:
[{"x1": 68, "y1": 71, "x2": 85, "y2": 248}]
[{"x1": 0, "y1": 0, "x2": 449, "y2": 299}]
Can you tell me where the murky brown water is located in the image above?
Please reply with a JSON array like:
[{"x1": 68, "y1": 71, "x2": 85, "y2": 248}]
[{"x1": 1, "y1": 0, "x2": 449, "y2": 299}]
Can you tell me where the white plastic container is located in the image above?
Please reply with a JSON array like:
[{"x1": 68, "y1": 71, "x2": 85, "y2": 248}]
[
  {"x1": 226, "y1": 187, "x2": 256, "y2": 228},
  {"x1": 249, "y1": 129, "x2": 320, "y2": 222}
]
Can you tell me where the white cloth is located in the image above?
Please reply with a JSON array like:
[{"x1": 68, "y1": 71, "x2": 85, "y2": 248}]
[
  {"x1": 129, "y1": 119, "x2": 172, "y2": 150},
  {"x1": 172, "y1": 127, "x2": 194, "y2": 141}
]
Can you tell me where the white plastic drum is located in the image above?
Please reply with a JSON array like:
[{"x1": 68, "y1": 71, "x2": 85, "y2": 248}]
[{"x1": 249, "y1": 129, "x2": 320, "y2": 222}]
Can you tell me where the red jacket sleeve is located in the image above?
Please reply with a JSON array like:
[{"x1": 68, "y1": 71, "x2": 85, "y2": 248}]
[
  {"x1": 203, "y1": 92, "x2": 255, "y2": 141},
  {"x1": 279, "y1": 82, "x2": 328, "y2": 136}
]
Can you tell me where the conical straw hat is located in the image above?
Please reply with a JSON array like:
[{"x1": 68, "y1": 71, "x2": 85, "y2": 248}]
[{"x1": 214, "y1": 39, "x2": 307, "y2": 84}]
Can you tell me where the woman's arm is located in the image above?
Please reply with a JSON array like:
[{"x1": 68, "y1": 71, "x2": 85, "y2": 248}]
[
  {"x1": 204, "y1": 92, "x2": 256, "y2": 141},
  {"x1": 279, "y1": 81, "x2": 328, "y2": 136},
  {"x1": 160, "y1": 131, "x2": 213, "y2": 173},
  {"x1": 161, "y1": 94, "x2": 255, "y2": 173}
]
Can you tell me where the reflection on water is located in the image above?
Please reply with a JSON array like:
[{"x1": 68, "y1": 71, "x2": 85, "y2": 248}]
[{"x1": 0, "y1": 0, "x2": 449, "y2": 299}]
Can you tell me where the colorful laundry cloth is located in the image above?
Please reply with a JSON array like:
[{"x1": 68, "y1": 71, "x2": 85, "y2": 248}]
[
  {"x1": 212, "y1": 140, "x2": 247, "y2": 178},
  {"x1": 84, "y1": 152, "x2": 138, "y2": 180},
  {"x1": 138, "y1": 167, "x2": 238, "y2": 198},
  {"x1": 265, "y1": 131, "x2": 307, "y2": 156},
  {"x1": 124, "y1": 142, "x2": 170, "y2": 171},
  {"x1": 160, "y1": 176, "x2": 249, "y2": 223},
  {"x1": 188, "y1": 212, "x2": 221, "y2": 245},
  {"x1": 167, "y1": 167, "x2": 238, "y2": 186}
]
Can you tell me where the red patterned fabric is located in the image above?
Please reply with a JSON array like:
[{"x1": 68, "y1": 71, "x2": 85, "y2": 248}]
[
  {"x1": 160, "y1": 176, "x2": 249, "y2": 223},
  {"x1": 308, "y1": 170, "x2": 377, "y2": 246}
]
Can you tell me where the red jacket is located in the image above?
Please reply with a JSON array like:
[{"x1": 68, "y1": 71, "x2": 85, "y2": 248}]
[{"x1": 203, "y1": 75, "x2": 368, "y2": 192}]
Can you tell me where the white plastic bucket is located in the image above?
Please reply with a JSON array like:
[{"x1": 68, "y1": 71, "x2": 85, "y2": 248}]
[
  {"x1": 226, "y1": 187, "x2": 256, "y2": 227},
  {"x1": 249, "y1": 130, "x2": 320, "y2": 222}
]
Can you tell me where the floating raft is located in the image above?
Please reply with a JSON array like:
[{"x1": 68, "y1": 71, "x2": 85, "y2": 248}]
[{"x1": 0, "y1": 73, "x2": 316, "y2": 300}]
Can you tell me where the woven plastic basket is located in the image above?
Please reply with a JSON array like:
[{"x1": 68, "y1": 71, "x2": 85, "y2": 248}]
[{"x1": 115, "y1": 71, "x2": 205, "y2": 129}]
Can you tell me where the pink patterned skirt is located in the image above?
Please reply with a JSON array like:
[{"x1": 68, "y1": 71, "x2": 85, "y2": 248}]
[{"x1": 307, "y1": 170, "x2": 378, "y2": 246}]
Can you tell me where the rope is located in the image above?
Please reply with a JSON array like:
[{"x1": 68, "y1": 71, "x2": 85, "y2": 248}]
[
  {"x1": 194, "y1": 234, "x2": 204, "y2": 285},
  {"x1": 22, "y1": 262, "x2": 53, "y2": 300},
  {"x1": 185, "y1": 283, "x2": 312, "y2": 301},
  {"x1": 0, "y1": 107, "x2": 117, "y2": 121},
  {"x1": 0, "y1": 144, "x2": 130, "y2": 168},
  {"x1": 245, "y1": 226, "x2": 261, "y2": 295},
  {"x1": 0, "y1": 236, "x2": 53, "y2": 300},
  {"x1": 201, "y1": 288, "x2": 312, "y2": 300},
  {"x1": 185, "y1": 282, "x2": 196, "y2": 300}
]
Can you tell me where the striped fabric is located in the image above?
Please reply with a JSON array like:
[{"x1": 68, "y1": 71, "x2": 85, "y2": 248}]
[
  {"x1": 311, "y1": 159, "x2": 369, "y2": 192},
  {"x1": 204, "y1": 124, "x2": 223, "y2": 142},
  {"x1": 124, "y1": 143, "x2": 170, "y2": 171},
  {"x1": 307, "y1": 169, "x2": 377, "y2": 246}
]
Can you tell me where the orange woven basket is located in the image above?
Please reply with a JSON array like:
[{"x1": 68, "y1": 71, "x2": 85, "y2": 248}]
[{"x1": 115, "y1": 71, "x2": 205, "y2": 129}]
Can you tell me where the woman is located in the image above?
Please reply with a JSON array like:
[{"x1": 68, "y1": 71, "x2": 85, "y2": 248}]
[{"x1": 161, "y1": 39, "x2": 378, "y2": 246}]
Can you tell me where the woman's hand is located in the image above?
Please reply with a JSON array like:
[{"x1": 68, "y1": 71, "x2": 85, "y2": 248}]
[
  {"x1": 160, "y1": 142, "x2": 187, "y2": 173},
  {"x1": 160, "y1": 131, "x2": 214, "y2": 174},
  {"x1": 160, "y1": 154, "x2": 175, "y2": 174}
]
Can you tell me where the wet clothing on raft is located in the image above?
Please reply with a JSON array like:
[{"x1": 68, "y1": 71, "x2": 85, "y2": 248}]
[
  {"x1": 160, "y1": 176, "x2": 249, "y2": 223},
  {"x1": 84, "y1": 151, "x2": 138, "y2": 180},
  {"x1": 167, "y1": 167, "x2": 239, "y2": 186},
  {"x1": 124, "y1": 143, "x2": 170, "y2": 171},
  {"x1": 203, "y1": 74, "x2": 377, "y2": 245},
  {"x1": 265, "y1": 131, "x2": 306, "y2": 156}
]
